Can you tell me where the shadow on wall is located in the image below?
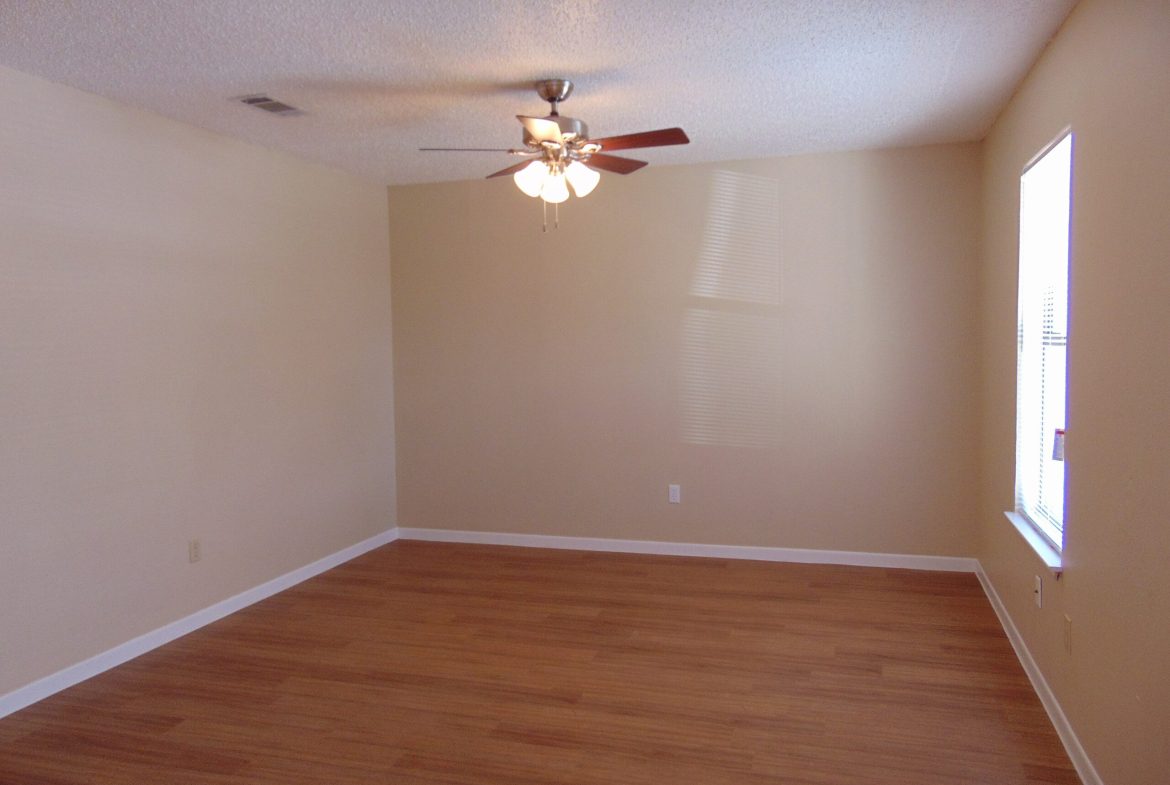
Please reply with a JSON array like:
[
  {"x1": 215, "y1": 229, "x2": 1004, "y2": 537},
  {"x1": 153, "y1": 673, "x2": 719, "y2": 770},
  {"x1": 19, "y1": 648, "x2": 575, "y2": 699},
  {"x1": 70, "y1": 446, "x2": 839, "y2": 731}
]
[{"x1": 681, "y1": 170, "x2": 782, "y2": 448}]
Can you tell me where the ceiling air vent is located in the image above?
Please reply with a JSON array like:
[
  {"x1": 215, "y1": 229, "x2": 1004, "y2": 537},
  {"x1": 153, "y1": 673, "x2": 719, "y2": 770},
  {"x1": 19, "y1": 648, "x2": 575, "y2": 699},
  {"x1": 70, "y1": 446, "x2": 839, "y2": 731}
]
[{"x1": 237, "y1": 94, "x2": 302, "y2": 116}]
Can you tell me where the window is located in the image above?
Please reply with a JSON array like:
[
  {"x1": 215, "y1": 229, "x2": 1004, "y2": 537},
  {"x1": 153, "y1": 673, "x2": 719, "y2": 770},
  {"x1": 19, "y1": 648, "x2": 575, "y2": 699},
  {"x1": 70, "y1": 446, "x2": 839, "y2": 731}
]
[{"x1": 1015, "y1": 133, "x2": 1072, "y2": 551}]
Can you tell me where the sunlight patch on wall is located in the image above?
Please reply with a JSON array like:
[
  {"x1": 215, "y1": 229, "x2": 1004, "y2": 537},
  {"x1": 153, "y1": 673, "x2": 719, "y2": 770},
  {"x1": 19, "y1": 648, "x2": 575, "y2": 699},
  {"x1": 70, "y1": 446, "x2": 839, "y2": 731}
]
[
  {"x1": 690, "y1": 170, "x2": 781, "y2": 305},
  {"x1": 681, "y1": 309, "x2": 781, "y2": 448},
  {"x1": 681, "y1": 170, "x2": 782, "y2": 448}
]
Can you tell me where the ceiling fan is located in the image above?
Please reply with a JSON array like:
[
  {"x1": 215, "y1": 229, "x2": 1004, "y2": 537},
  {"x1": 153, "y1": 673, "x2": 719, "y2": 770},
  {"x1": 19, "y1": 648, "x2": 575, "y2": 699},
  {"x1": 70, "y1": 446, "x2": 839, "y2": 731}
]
[{"x1": 421, "y1": 79, "x2": 689, "y2": 206}]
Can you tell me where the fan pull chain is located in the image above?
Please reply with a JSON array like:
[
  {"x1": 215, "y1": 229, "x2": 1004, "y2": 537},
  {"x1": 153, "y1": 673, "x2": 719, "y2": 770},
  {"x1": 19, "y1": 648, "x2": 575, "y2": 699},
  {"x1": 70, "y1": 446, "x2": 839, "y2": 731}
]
[{"x1": 539, "y1": 200, "x2": 562, "y2": 232}]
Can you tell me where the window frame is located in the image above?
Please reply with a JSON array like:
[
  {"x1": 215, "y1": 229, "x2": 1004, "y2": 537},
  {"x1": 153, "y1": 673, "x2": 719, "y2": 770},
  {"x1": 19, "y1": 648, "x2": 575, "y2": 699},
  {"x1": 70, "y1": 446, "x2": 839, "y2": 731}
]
[{"x1": 1012, "y1": 129, "x2": 1073, "y2": 558}]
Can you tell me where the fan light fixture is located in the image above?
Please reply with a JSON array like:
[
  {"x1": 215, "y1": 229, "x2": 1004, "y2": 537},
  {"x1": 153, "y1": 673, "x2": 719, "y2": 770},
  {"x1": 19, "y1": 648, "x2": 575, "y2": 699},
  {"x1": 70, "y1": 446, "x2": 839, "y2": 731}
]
[
  {"x1": 565, "y1": 161, "x2": 600, "y2": 197},
  {"x1": 513, "y1": 159, "x2": 600, "y2": 202},
  {"x1": 513, "y1": 161, "x2": 545, "y2": 197}
]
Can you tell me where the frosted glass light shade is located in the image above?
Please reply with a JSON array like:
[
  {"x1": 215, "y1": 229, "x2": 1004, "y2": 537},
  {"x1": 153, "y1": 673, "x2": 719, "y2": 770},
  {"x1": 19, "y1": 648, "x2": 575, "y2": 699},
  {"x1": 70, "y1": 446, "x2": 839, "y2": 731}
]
[
  {"x1": 540, "y1": 172, "x2": 570, "y2": 204},
  {"x1": 513, "y1": 161, "x2": 546, "y2": 198},
  {"x1": 565, "y1": 161, "x2": 600, "y2": 197}
]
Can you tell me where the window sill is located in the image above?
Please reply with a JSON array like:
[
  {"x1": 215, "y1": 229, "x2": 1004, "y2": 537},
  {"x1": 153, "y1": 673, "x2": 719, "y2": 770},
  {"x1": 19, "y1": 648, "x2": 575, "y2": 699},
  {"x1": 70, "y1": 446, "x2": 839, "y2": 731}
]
[{"x1": 1003, "y1": 511, "x2": 1063, "y2": 577}]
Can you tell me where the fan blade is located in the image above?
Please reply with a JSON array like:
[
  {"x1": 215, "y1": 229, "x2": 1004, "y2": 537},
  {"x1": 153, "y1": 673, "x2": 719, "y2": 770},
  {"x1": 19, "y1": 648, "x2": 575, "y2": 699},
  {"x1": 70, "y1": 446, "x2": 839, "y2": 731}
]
[
  {"x1": 419, "y1": 147, "x2": 520, "y2": 152},
  {"x1": 584, "y1": 153, "x2": 648, "y2": 174},
  {"x1": 590, "y1": 127, "x2": 689, "y2": 152},
  {"x1": 485, "y1": 160, "x2": 533, "y2": 179},
  {"x1": 517, "y1": 115, "x2": 563, "y2": 144}
]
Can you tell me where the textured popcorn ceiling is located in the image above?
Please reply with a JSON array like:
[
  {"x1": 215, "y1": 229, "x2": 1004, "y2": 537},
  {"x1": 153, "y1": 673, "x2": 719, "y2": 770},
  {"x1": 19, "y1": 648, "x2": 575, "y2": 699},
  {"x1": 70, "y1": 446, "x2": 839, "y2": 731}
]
[{"x1": 0, "y1": 1, "x2": 1075, "y2": 185}]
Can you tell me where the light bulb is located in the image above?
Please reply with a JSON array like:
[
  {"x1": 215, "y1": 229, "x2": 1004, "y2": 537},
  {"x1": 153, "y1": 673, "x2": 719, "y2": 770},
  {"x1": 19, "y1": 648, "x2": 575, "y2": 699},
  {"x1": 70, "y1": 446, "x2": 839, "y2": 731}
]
[
  {"x1": 565, "y1": 161, "x2": 600, "y2": 198},
  {"x1": 512, "y1": 161, "x2": 546, "y2": 198},
  {"x1": 540, "y1": 171, "x2": 570, "y2": 204}
]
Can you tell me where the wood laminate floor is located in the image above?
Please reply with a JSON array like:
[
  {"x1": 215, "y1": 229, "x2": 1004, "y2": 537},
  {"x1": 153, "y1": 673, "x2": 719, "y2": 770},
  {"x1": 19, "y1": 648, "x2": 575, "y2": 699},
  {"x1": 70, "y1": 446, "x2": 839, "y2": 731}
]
[{"x1": 0, "y1": 541, "x2": 1078, "y2": 784}]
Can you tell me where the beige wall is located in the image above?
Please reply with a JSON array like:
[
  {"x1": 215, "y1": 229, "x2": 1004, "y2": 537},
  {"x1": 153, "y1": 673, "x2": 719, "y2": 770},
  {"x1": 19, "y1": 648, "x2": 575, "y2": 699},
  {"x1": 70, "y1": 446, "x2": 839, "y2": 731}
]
[
  {"x1": 0, "y1": 65, "x2": 396, "y2": 695},
  {"x1": 390, "y1": 143, "x2": 981, "y2": 556},
  {"x1": 978, "y1": 1, "x2": 1170, "y2": 783}
]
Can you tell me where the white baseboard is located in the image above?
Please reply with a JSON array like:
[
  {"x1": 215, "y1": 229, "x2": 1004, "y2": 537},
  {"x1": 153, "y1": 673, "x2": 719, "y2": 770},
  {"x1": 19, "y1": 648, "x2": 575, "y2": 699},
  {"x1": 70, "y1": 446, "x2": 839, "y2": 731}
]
[
  {"x1": 396, "y1": 527, "x2": 978, "y2": 572},
  {"x1": 975, "y1": 564, "x2": 1101, "y2": 785},
  {"x1": 0, "y1": 527, "x2": 400, "y2": 720}
]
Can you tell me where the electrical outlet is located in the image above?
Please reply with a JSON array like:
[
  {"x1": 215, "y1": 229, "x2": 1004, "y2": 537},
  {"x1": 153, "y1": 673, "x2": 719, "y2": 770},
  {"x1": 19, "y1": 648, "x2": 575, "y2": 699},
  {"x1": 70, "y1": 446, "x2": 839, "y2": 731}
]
[
  {"x1": 188, "y1": 539, "x2": 202, "y2": 563},
  {"x1": 1063, "y1": 614, "x2": 1073, "y2": 654},
  {"x1": 1033, "y1": 575, "x2": 1043, "y2": 608},
  {"x1": 668, "y1": 484, "x2": 681, "y2": 504}
]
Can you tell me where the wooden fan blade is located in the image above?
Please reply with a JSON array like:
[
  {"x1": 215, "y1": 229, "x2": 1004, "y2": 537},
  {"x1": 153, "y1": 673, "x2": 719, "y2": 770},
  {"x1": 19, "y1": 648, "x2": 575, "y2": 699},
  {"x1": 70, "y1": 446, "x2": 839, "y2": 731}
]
[
  {"x1": 517, "y1": 115, "x2": 563, "y2": 144},
  {"x1": 590, "y1": 127, "x2": 689, "y2": 152},
  {"x1": 584, "y1": 153, "x2": 648, "y2": 174},
  {"x1": 485, "y1": 160, "x2": 533, "y2": 179}
]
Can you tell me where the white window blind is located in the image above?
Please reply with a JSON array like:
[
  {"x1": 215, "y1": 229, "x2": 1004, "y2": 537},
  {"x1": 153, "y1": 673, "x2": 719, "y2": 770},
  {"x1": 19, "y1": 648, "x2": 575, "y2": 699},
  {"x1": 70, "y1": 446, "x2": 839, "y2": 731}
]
[{"x1": 1015, "y1": 133, "x2": 1072, "y2": 550}]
